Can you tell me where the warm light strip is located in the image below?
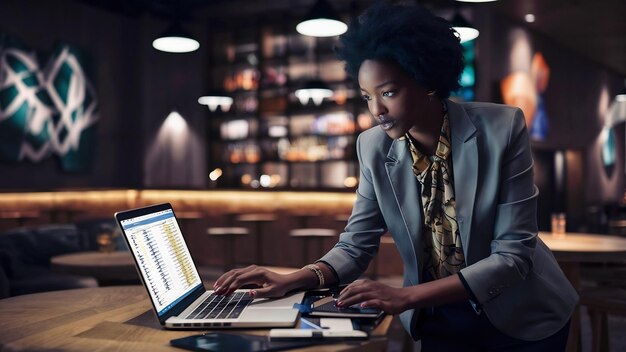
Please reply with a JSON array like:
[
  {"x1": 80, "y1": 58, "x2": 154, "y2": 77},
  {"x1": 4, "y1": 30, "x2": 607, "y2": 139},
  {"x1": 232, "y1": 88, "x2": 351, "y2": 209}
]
[
  {"x1": 0, "y1": 190, "x2": 138, "y2": 210},
  {"x1": 0, "y1": 190, "x2": 357, "y2": 214}
]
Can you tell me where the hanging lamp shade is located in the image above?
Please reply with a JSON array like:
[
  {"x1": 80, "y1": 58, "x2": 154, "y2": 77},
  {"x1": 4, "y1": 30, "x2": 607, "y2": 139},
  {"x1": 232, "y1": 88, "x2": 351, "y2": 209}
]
[
  {"x1": 295, "y1": 79, "x2": 334, "y2": 105},
  {"x1": 296, "y1": 0, "x2": 347, "y2": 37},
  {"x1": 152, "y1": 23, "x2": 200, "y2": 53},
  {"x1": 451, "y1": 12, "x2": 479, "y2": 43},
  {"x1": 198, "y1": 92, "x2": 234, "y2": 112}
]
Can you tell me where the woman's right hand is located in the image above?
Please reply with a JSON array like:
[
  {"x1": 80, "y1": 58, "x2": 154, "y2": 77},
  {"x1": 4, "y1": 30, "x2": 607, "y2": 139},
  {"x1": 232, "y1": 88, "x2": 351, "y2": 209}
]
[{"x1": 213, "y1": 265, "x2": 298, "y2": 298}]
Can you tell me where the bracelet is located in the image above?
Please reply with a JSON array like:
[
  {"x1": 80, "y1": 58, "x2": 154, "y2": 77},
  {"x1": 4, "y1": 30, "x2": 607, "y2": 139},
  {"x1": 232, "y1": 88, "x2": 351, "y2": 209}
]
[{"x1": 303, "y1": 264, "x2": 324, "y2": 288}]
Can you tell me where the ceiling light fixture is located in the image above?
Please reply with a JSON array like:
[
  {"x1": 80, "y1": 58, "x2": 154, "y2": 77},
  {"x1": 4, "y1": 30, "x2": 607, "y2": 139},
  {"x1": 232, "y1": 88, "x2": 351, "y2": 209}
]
[
  {"x1": 198, "y1": 95, "x2": 234, "y2": 112},
  {"x1": 451, "y1": 11, "x2": 479, "y2": 43},
  {"x1": 295, "y1": 79, "x2": 334, "y2": 105},
  {"x1": 296, "y1": 0, "x2": 347, "y2": 37},
  {"x1": 152, "y1": 23, "x2": 200, "y2": 53},
  {"x1": 524, "y1": 14, "x2": 536, "y2": 23}
]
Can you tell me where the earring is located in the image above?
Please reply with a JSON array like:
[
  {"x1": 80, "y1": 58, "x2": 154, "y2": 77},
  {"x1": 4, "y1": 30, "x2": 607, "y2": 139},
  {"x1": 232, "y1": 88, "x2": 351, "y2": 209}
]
[{"x1": 427, "y1": 90, "x2": 436, "y2": 101}]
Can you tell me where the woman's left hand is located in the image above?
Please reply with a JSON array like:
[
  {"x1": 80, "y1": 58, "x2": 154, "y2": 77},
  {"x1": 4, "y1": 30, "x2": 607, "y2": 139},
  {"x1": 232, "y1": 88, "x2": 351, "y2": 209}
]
[{"x1": 336, "y1": 279, "x2": 413, "y2": 314}]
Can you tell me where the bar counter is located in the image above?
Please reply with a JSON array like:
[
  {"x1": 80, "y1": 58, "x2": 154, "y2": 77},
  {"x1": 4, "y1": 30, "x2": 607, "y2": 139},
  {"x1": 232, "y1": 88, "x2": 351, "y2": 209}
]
[
  {"x1": 0, "y1": 189, "x2": 406, "y2": 276},
  {"x1": 0, "y1": 189, "x2": 357, "y2": 219}
]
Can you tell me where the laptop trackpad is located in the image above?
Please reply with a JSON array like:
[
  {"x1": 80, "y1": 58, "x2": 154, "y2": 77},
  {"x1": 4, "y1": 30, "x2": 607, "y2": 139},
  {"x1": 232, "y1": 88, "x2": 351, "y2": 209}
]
[
  {"x1": 243, "y1": 308, "x2": 297, "y2": 322},
  {"x1": 249, "y1": 292, "x2": 304, "y2": 309}
]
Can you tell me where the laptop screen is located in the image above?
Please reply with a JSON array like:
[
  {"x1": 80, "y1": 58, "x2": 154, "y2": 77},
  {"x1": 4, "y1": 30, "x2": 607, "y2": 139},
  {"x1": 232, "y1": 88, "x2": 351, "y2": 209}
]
[{"x1": 119, "y1": 208, "x2": 203, "y2": 316}]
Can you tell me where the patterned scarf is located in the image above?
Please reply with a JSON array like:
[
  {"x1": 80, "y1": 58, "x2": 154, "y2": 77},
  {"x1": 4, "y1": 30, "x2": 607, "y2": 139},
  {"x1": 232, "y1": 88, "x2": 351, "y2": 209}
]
[{"x1": 406, "y1": 113, "x2": 465, "y2": 279}]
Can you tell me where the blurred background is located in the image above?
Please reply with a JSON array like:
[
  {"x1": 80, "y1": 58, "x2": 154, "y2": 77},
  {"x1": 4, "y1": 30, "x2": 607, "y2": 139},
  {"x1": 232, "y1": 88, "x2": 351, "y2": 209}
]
[
  {"x1": 0, "y1": 1, "x2": 625, "y2": 350},
  {"x1": 1, "y1": 0, "x2": 624, "y2": 232}
]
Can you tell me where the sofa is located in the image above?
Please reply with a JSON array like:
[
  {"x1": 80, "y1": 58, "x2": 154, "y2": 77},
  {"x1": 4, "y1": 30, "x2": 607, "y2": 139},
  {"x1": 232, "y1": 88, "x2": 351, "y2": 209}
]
[{"x1": 0, "y1": 223, "x2": 104, "y2": 298}]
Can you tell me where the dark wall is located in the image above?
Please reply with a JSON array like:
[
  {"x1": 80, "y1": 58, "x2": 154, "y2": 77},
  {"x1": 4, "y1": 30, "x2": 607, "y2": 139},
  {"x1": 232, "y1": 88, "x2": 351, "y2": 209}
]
[
  {"x1": 0, "y1": 1, "x2": 622, "y2": 202},
  {"x1": 0, "y1": 0, "x2": 208, "y2": 190},
  {"x1": 473, "y1": 8, "x2": 624, "y2": 145},
  {"x1": 469, "y1": 8, "x2": 625, "y2": 215}
]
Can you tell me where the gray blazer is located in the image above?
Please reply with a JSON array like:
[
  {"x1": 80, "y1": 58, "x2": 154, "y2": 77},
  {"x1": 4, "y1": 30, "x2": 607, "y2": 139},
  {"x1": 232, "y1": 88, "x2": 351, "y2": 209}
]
[{"x1": 319, "y1": 100, "x2": 578, "y2": 341}]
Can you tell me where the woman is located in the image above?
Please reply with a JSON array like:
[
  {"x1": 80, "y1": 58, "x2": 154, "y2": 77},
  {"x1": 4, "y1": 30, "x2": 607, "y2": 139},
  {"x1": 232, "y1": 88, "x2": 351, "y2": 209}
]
[{"x1": 214, "y1": 2, "x2": 577, "y2": 350}]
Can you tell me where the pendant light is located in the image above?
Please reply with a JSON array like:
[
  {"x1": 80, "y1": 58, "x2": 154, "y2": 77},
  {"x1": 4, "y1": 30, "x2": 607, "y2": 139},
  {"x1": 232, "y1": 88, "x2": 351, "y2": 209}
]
[
  {"x1": 295, "y1": 79, "x2": 333, "y2": 105},
  {"x1": 451, "y1": 11, "x2": 479, "y2": 43},
  {"x1": 152, "y1": 22, "x2": 199, "y2": 53},
  {"x1": 294, "y1": 35, "x2": 334, "y2": 105},
  {"x1": 296, "y1": 0, "x2": 347, "y2": 37},
  {"x1": 198, "y1": 93, "x2": 233, "y2": 112}
]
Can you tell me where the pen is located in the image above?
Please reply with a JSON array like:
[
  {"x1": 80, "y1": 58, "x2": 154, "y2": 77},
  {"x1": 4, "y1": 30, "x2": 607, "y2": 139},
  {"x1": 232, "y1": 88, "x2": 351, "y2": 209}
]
[{"x1": 269, "y1": 329, "x2": 368, "y2": 340}]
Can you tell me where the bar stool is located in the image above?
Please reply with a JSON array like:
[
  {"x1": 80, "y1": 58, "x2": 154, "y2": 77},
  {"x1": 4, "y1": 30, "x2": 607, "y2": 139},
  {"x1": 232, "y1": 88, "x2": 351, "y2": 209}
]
[
  {"x1": 367, "y1": 235, "x2": 395, "y2": 279},
  {"x1": 210, "y1": 211, "x2": 238, "y2": 227},
  {"x1": 289, "y1": 228, "x2": 335, "y2": 265},
  {"x1": 206, "y1": 227, "x2": 249, "y2": 272},
  {"x1": 236, "y1": 213, "x2": 276, "y2": 265},
  {"x1": 333, "y1": 215, "x2": 392, "y2": 279},
  {"x1": 175, "y1": 210, "x2": 204, "y2": 237},
  {"x1": 334, "y1": 214, "x2": 351, "y2": 223},
  {"x1": 580, "y1": 287, "x2": 626, "y2": 352},
  {"x1": 333, "y1": 213, "x2": 351, "y2": 236},
  {"x1": 290, "y1": 210, "x2": 322, "y2": 228}
]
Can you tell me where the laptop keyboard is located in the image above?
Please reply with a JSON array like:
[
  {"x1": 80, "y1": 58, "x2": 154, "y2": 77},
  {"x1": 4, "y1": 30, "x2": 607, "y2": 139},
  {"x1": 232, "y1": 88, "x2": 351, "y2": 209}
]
[{"x1": 187, "y1": 291, "x2": 253, "y2": 320}]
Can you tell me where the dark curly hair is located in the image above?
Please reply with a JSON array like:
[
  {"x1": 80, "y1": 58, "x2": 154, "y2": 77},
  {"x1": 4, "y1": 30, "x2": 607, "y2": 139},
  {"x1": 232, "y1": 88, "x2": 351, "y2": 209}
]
[{"x1": 335, "y1": 1, "x2": 464, "y2": 99}]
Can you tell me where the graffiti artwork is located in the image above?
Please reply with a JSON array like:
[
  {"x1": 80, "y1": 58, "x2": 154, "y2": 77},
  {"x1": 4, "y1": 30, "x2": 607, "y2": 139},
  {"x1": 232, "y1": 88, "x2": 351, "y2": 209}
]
[
  {"x1": 0, "y1": 35, "x2": 98, "y2": 171},
  {"x1": 500, "y1": 52, "x2": 551, "y2": 141}
]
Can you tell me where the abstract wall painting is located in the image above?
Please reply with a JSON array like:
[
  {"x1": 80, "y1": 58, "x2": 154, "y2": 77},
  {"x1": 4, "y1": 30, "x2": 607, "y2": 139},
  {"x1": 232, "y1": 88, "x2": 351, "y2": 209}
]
[{"x1": 0, "y1": 34, "x2": 99, "y2": 172}]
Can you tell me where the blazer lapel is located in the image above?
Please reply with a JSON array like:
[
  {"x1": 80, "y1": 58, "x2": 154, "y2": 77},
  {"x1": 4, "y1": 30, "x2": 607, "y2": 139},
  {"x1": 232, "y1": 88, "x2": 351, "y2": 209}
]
[
  {"x1": 385, "y1": 137, "x2": 422, "y2": 281},
  {"x1": 447, "y1": 100, "x2": 478, "y2": 262}
]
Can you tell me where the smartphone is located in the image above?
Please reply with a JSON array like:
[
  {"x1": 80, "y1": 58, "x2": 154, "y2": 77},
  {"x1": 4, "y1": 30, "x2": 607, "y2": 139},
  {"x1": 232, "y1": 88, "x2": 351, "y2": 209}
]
[{"x1": 170, "y1": 332, "x2": 329, "y2": 352}]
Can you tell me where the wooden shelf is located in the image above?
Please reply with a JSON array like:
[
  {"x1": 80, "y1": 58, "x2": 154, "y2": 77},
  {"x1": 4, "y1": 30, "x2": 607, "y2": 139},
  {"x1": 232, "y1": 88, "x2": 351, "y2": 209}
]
[{"x1": 207, "y1": 21, "x2": 360, "y2": 190}]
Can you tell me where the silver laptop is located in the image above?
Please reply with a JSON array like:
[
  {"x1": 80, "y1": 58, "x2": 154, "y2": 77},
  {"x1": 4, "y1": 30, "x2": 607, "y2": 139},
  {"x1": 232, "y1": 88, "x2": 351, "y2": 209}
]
[{"x1": 115, "y1": 203, "x2": 304, "y2": 329}]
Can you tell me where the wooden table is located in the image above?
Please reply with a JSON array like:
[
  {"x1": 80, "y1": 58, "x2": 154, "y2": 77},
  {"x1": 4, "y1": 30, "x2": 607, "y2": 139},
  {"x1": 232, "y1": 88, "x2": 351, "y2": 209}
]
[
  {"x1": 539, "y1": 232, "x2": 626, "y2": 352},
  {"x1": 51, "y1": 251, "x2": 139, "y2": 285},
  {"x1": 0, "y1": 286, "x2": 392, "y2": 352}
]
